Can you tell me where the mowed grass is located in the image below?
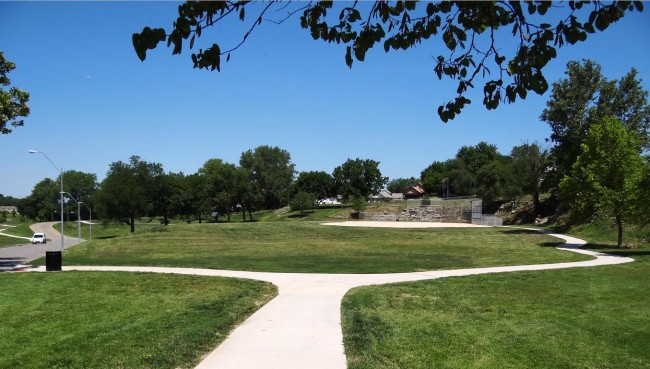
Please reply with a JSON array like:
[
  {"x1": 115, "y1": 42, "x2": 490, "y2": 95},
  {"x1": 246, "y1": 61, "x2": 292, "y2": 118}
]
[
  {"x1": 341, "y1": 249, "x2": 650, "y2": 369},
  {"x1": 0, "y1": 272, "x2": 276, "y2": 369},
  {"x1": 0, "y1": 218, "x2": 33, "y2": 247},
  {"x1": 39, "y1": 222, "x2": 591, "y2": 273}
]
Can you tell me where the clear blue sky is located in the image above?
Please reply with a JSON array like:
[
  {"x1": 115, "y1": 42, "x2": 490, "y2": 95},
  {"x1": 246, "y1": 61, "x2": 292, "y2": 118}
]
[{"x1": 2, "y1": 2, "x2": 649, "y2": 198}]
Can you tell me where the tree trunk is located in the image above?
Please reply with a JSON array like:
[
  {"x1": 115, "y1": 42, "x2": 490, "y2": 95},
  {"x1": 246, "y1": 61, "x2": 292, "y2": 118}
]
[
  {"x1": 248, "y1": 209, "x2": 253, "y2": 222},
  {"x1": 616, "y1": 214, "x2": 624, "y2": 248},
  {"x1": 163, "y1": 211, "x2": 169, "y2": 226},
  {"x1": 532, "y1": 189, "x2": 540, "y2": 217},
  {"x1": 130, "y1": 217, "x2": 136, "y2": 233},
  {"x1": 242, "y1": 206, "x2": 246, "y2": 222}
]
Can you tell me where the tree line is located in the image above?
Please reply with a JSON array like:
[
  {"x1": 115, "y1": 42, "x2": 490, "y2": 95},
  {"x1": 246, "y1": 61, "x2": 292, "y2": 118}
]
[
  {"x1": 16, "y1": 146, "x2": 388, "y2": 233},
  {"x1": 10, "y1": 60, "x2": 650, "y2": 246}
]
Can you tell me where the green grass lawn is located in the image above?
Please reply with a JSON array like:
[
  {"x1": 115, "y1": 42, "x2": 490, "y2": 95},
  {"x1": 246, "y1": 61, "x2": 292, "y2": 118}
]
[
  {"x1": 0, "y1": 271, "x2": 276, "y2": 369},
  {"x1": 341, "y1": 247, "x2": 650, "y2": 369},
  {"x1": 0, "y1": 216, "x2": 33, "y2": 247},
  {"x1": 36, "y1": 222, "x2": 590, "y2": 273}
]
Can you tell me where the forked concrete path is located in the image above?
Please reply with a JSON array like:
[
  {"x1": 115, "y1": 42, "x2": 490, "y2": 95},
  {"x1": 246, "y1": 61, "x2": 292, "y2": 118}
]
[{"x1": 31, "y1": 222, "x2": 634, "y2": 369}]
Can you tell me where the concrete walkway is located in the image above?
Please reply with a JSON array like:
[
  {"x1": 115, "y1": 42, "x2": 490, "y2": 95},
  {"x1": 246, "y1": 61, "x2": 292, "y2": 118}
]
[{"x1": 29, "y1": 223, "x2": 634, "y2": 369}]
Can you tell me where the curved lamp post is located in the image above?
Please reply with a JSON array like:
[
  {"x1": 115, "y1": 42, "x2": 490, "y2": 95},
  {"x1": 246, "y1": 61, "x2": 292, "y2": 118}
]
[
  {"x1": 62, "y1": 192, "x2": 82, "y2": 243},
  {"x1": 79, "y1": 201, "x2": 92, "y2": 241},
  {"x1": 28, "y1": 150, "x2": 65, "y2": 251}
]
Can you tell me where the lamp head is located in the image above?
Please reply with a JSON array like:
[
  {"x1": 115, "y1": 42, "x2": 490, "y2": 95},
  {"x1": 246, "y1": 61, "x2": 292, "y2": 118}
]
[{"x1": 28, "y1": 149, "x2": 39, "y2": 154}]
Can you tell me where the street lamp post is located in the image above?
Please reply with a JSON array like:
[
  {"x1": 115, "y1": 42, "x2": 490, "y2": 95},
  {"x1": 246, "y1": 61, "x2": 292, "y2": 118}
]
[
  {"x1": 79, "y1": 201, "x2": 92, "y2": 241},
  {"x1": 62, "y1": 192, "x2": 81, "y2": 243},
  {"x1": 28, "y1": 150, "x2": 64, "y2": 252}
]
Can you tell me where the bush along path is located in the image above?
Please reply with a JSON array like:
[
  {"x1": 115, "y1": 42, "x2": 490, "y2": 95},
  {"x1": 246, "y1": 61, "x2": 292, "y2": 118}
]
[{"x1": 30, "y1": 224, "x2": 634, "y2": 369}]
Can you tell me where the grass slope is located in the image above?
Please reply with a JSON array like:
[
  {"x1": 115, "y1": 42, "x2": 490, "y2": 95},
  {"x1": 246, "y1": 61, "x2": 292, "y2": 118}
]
[
  {"x1": 0, "y1": 272, "x2": 276, "y2": 369},
  {"x1": 39, "y1": 222, "x2": 590, "y2": 273},
  {"x1": 0, "y1": 217, "x2": 33, "y2": 247}
]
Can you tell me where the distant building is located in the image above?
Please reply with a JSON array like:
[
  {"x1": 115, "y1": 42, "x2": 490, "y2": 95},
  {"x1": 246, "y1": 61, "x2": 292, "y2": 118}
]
[
  {"x1": 368, "y1": 189, "x2": 404, "y2": 202},
  {"x1": 403, "y1": 184, "x2": 426, "y2": 199}
]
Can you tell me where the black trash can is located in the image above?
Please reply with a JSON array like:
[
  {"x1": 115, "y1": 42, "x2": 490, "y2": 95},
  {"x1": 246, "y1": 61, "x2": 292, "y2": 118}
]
[{"x1": 46, "y1": 251, "x2": 62, "y2": 271}]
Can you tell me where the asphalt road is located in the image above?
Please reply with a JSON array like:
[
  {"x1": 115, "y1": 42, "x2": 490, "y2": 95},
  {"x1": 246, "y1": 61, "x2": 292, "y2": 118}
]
[{"x1": 0, "y1": 222, "x2": 83, "y2": 271}]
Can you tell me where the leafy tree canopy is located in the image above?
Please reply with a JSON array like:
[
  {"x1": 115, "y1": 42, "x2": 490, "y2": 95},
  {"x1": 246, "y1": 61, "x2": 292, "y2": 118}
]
[
  {"x1": 295, "y1": 171, "x2": 336, "y2": 200},
  {"x1": 542, "y1": 59, "x2": 650, "y2": 186},
  {"x1": 290, "y1": 191, "x2": 317, "y2": 214},
  {"x1": 97, "y1": 156, "x2": 164, "y2": 232},
  {"x1": 559, "y1": 117, "x2": 644, "y2": 247},
  {"x1": 475, "y1": 159, "x2": 521, "y2": 203},
  {"x1": 420, "y1": 161, "x2": 448, "y2": 196},
  {"x1": 456, "y1": 141, "x2": 501, "y2": 176},
  {"x1": 333, "y1": 158, "x2": 387, "y2": 202},
  {"x1": 133, "y1": 1, "x2": 642, "y2": 122},
  {"x1": 240, "y1": 145, "x2": 295, "y2": 209},
  {"x1": 1, "y1": 51, "x2": 30, "y2": 134},
  {"x1": 21, "y1": 178, "x2": 59, "y2": 221},
  {"x1": 510, "y1": 141, "x2": 550, "y2": 215}
]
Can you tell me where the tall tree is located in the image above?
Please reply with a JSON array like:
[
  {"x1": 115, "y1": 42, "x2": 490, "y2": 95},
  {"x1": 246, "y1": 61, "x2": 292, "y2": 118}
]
[
  {"x1": 133, "y1": 1, "x2": 642, "y2": 122},
  {"x1": 61, "y1": 170, "x2": 98, "y2": 220},
  {"x1": 151, "y1": 171, "x2": 176, "y2": 226},
  {"x1": 22, "y1": 178, "x2": 59, "y2": 221},
  {"x1": 97, "y1": 156, "x2": 163, "y2": 233},
  {"x1": 333, "y1": 158, "x2": 387, "y2": 202},
  {"x1": 559, "y1": 117, "x2": 644, "y2": 247},
  {"x1": 199, "y1": 158, "x2": 239, "y2": 222},
  {"x1": 233, "y1": 167, "x2": 263, "y2": 222},
  {"x1": 172, "y1": 173, "x2": 210, "y2": 223},
  {"x1": 240, "y1": 146, "x2": 295, "y2": 210},
  {"x1": 542, "y1": 60, "x2": 650, "y2": 188},
  {"x1": 456, "y1": 141, "x2": 501, "y2": 176},
  {"x1": 295, "y1": 171, "x2": 336, "y2": 201},
  {"x1": 511, "y1": 142, "x2": 550, "y2": 216},
  {"x1": 475, "y1": 159, "x2": 521, "y2": 204},
  {"x1": 445, "y1": 158, "x2": 475, "y2": 196},
  {"x1": 596, "y1": 68, "x2": 650, "y2": 148},
  {"x1": 421, "y1": 161, "x2": 448, "y2": 197},
  {"x1": 1, "y1": 51, "x2": 30, "y2": 134}
]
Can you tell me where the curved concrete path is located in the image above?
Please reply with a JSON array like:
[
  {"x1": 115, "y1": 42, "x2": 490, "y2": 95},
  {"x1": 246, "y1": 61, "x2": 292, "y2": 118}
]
[{"x1": 29, "y1": 222, "x2": 634, "y2": 369}]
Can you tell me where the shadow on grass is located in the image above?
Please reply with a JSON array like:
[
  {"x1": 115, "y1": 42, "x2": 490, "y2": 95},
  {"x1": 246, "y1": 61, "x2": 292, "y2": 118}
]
[
  {"x1": 288, "y1": 213, "x2": 310, "y2": 219},
  {"x1": 539, "y1": 242, "x2": 564, "y2": 248},
  {"x1": 96, "y1": 236, "x2": 118, "y2": 240},
  {"x1": 585, "y1": 244, "x2": 650, "y2": 257},
  {"x1": 499, "y1": 229, "x2": 541, "y2": 235}
]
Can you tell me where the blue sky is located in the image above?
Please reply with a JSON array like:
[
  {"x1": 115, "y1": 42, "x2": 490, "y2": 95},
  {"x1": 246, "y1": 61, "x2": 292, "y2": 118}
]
[{"x1": 1, "y1": 2, "x2": 649, "y2": 198}]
